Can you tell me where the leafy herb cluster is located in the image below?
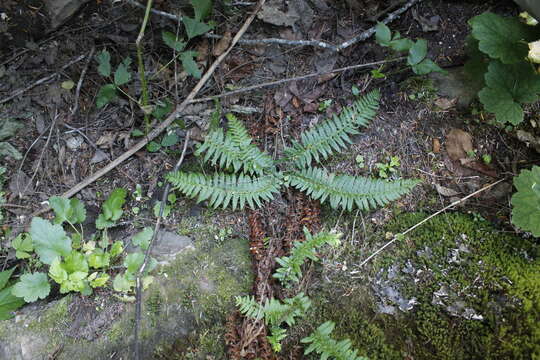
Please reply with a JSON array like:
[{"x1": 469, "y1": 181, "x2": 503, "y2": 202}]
[
  {"x1": 6, "y1": 189, "x2": 156, "y2": 311},
  {"x1": 375, "y1": 23, "x2": 446, "y2": 75},
  {"x1": 466, "y1": 12, "x2": 540, "y2": 126}
]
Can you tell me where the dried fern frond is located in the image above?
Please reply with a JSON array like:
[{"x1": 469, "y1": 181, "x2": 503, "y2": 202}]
[
  {"x1": 284, "y1": 90, "x2": 380, "y2": 168},
  {"x1": 166, "y1": 171, "x2": 281, "y2": 210},
  {"x1": 288, "y1": 167, "x2": 419, "y2": 211}
]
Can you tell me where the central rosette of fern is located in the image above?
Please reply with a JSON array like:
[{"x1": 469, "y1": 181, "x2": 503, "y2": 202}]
[{"x1": 166, "y1": 90, "x2": 419, "y2": 211}]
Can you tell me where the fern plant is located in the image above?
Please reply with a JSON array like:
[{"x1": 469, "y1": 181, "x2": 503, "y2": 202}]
[
  {"x1": 235, "y1": 292, "x2": 312, "y2": 352},
  {"x1": 301, "y1": 321, "x2": 367, "y2": 360},
  {"x1": 274, "y1": 228, "x2": 341, "y2": 286},
  {"x1": 167, "y1": 90, "x2": 419, "y2": 211}
]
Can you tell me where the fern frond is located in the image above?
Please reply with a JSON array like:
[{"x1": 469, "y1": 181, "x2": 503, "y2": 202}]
[
  {"x1": 284, "y1": 90, "x2": 380, "y2": 168},
  {"x1": 289, "y1": 167, "x2": 419, "y2": 211},
  {"x1": 237, "y1": 293, "x2": 311, "y2": 327},
  {"x1": 166, "y1": 171, "x2": 281, "y2": 210},
  {"x1": 235, "y1": 295, "x2": 264, "y2": 320},
  {"x1": 301, "y1": 321, "x2": 367, "y2": 360},
  {"x1": 267, "y1": 326, "x2": 288, "y2": 352},
  {"x1": 264, "y1": 292, "x2": 311, "y2": 327},
  {"x1": 274, "y1": 228, "x2": 342, "y2": 286},
  {"x1": 194, "y1": 114, "x2": 274, "y2": 175}
]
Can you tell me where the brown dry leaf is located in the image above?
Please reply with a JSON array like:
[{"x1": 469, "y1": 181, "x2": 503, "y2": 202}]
[
  {"x1": 196, "y1": 39, "x2": 209, "y2": 61},
  {"x1": 317, "y1": 72, "x2": 337, "y2": 84},
  {"x1": 303, "y1": 102, "x2": 319, "y2": 113},
  {"x1": 435, "y1": 184, "x2": 459, "y2": 197},
  {"x1": 434, "y1": 97, "x2": 456, "y2": 110},
  {"x1": 213, "y1": 31, "x2": 231, "y2": 57},
  {"x1": 433, "y1": 138, "x2": 441, "y2": 153},
  {"x1": 461, "y1": 160, "x2": 497, "y2": 178},
  {"x1": 445, "y1": 128, "x2": 473, "y2": 161},
  {"x1": 291, "y1": 96, "x2": 301, "y2": 109},
  {"x1": 96, "y1": 132, "x2": 117, "y2": 148}
]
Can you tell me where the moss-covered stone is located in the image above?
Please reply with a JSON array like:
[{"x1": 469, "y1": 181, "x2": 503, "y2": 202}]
[
  {"x1": 295, "y1": 212, "x2": 539, "y2": 360},
  {"x1": 0, "y1": 218, "x2": 252, "y2": 360}
]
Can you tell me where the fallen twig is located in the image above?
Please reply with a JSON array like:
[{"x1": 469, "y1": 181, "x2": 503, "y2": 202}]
[
  {"x1": 29, "y1": 0, "x2": 266, "y2": 221},
  {"x1": 72, "y1": 47, "x2": 95, "y2": 116},
  {"x1": 125, "y1": 0, "x2": 183, "y2": 22},
  {"x1": 134, "y1": 130, "x2": 190, "y2": 359},
  {"x1": 0, "y1": 54, "x2": 86, "y2": 105},
  {"x1": 190, "y1": 57, "x2": 405, "y2": 104},
  {"x1": 127, "y1": 0, "x2": 421, "y2": 52},
  {"x1": 352, "y1": 179, "x2": 506, "y2": 270}
]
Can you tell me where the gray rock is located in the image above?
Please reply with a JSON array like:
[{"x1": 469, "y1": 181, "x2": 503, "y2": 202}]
[
  {"x1": 429, "y1": 67, "x2": 478, "y2": 109},
  {"x1": 44, "y1": 0, "x2": 91, "y2": 29},
  {"x1": 0, "y1": 236, "x2": 252, "y2": 359},
  {"x1": 150, "y1": 230, "x2": 194, "y2": 265}
]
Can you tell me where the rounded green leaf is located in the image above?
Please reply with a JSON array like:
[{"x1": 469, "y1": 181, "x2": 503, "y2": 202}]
[
  {"x1": 511, "y1": 165, "x2": 540, "y2": 236},
  {"x1": 132, "y1": 227, "x2": 153, "y2": 250},
  {"x1": 49, "y1": 258, "x2": 68, "y2": 284},
  {"x1": 110, "y1": 241, "x2": 124, "y2": 257},
  {"x1": 124, "y1": 252, "x2": 145, "y2": 274},
  {"x1": 469, "y1": 12, "x2": 535, "y2": 64},
  {"x1": 113, "y1": 273, "x2": 134, "y2": 293},
  {"x1": 63, "y1": 251, "x2": 89, "y2": 274},
  {"x1": 12, "y1": 273, "x2": 50, "y2": 302},
  {"x1": 375, "y1": 22, "x2": 391, "y2": 46},
  {"x1": 96, "y1": 84, "x2": 117, "y2": 108},
  {"x1": 97, "y1": 50, "x2": 111, "y2": 77},
  {"x1": 30, "y1": 217, "x2": 72, "y2": 265},
  {"x1": 87, "y1": 248, "x2": 110, "y2": 269},
  {"x1": 407, "y1": 39, "x2": 428, "y2": 66}
]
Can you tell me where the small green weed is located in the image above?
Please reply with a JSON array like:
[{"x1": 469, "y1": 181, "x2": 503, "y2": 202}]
[
  {"x1": 375, "y1": 23, "x2": 446, "y2": 75},
  {"x1": 375, "y1": 156, "x2": 400, "y2": 179}
]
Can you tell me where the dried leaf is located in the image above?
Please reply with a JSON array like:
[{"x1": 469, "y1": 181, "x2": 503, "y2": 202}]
[
  {"x1": 432, "y1": 138, "x2": 441, "y2": 153},
  {"x1": 445, "y1": 128, "x2": 473, "y2": 161},
  {"x1": 213, "y1": 32, "x2": 231, "y2": 57},
  {"x1": 461, "y1": 160, "x2": 497, "y2": 178},
  {"x1": 435, "y1": 184, "x2": 459, "y2": 197},
  {"x1": 434, "y1": 97, "x2": 457, "y2": 110}
]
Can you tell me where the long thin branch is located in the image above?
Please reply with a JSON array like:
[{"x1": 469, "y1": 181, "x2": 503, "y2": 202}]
[
  {"x1": 189, "y1": 57, "x2": 405, "y2": 104},
  {"x1": 136, "y1": 0, "x2": 154, "y2": 134},
  {"x1": 352, "y1": 179, "x2": 506, "y2": 270},
  {"x1": 71, "y1": 46, "x2": 95, "y2": 116},
  {"x1": 0, "y1": 54, "x2": 86, "y2": 105},
  {"x1": 134, "y1": 131, "x2": 190, "y2": 359},
  {"x1": 126, "y1": 0, "x2": 422, "y2": 52},
  {"x1": 29, "y1": 0, "x2": 266, "y2": 220}
]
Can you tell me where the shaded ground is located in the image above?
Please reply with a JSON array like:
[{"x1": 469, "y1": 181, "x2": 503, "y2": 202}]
[{"x1": 0, "y1": 0, "x2": 538, "y2": 358}]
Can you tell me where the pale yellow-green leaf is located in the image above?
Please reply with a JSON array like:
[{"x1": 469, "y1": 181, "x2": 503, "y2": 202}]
[
  {"x1": 520, "y1": 12, "x2": 539, "y2": 26},
  {"x1": 528, "y1": 40, "x2": 540, "y2": 64},
  {"x1": 61, "y1": 80, "x2": 75, "y2": 90}
]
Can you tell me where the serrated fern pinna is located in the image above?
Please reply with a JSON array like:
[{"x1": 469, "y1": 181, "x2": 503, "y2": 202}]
[{"x1": 167, "y1": 90, "x2": 419, "y2": 211}]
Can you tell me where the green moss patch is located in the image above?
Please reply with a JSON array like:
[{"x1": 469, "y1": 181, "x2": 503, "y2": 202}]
[{"x1": 297, "y1": 212, "x2": 539, "y2": 360}]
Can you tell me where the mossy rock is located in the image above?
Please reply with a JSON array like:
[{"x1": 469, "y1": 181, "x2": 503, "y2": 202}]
[
  {"x1": 298, "y1": 212, "x2": 539, "y2": 360},
  {"x1": 0, "y1": 232, "x2": 252, "y2": 359}
]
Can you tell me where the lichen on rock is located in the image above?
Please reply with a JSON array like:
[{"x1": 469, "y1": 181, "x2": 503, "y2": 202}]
[{"x1": 295, "y1": 212, "x2": 539, "y2": 360}]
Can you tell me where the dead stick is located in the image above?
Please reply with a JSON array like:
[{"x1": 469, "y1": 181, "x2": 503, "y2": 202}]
[
  {"x1": 72, "y1": 47, "x2": 95, "y2": 116},
  {"x1": 0, "y1": 55, "x2": 85, "y2": 105},
  {"x1": 126, "y1": 0, "x2": 421, "y2": 52},
  {"x1": 28, "y1": 0, "x2": 266, "y2": 219},
  {"x1": 134, "y1": 131, "x2": 190, "y2": 359},
  {"x1": 190, "y1": 57, "x2": 405, "y2": 104},
  {"x1": 353, "y1": 179, "x2": 506, "y2": 270}
]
